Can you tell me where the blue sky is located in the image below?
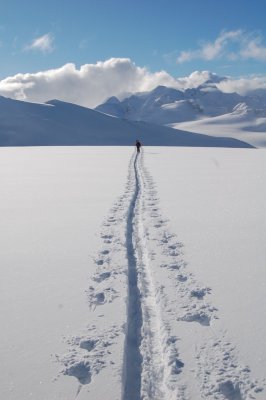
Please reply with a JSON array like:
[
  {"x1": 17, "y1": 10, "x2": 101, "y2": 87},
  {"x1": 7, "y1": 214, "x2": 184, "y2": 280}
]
[
  {"x1": 1, "y1": 0, "x2": 266, "y2": 79},
  {"x1": 1, "y1": 0, "x2": 266, "y2": 108}
]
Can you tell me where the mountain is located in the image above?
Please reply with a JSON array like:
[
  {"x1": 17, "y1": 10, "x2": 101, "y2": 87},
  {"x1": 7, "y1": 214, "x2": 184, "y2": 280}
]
[
  {"x1": 95, "y1": 83, "x2": 266, "y2": 127},
  {"x1": 0, "y1": 96, "x2": 252, "y2": 148},
  {"x1": 172, "y1": 103, "x2": 266, "y2": 148}
]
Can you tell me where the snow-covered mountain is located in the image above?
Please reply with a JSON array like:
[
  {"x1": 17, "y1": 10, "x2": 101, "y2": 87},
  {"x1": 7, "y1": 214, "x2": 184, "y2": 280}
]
[
  {"x1": 173, "y1": 102, "x2": 266, "y2": 148},
  {"x1": 0, "y1": 95, "x2": 252, "y2": 148},
  {"x1": 95, "y1": 80, "x2": 266, "y2": 128}
]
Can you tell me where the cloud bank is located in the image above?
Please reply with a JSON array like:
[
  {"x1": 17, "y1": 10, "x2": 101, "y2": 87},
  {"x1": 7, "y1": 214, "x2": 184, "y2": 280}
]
[
  {"x1": 0, "y1": 58, "x2": 266, "y2": 108},
  {"x1": 0, "y1": 58, "x2": 178, "y2": 108}
]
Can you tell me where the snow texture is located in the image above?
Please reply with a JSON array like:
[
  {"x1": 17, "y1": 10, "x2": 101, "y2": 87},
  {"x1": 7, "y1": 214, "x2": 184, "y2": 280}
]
[
  {"x1": 58, "y1": 149, "x2": 265, "y2": 399},
  {"x1": 0, "y1": 146, "x2": 265, "y2": 399},
  {"x1": 0, "y1": 95, "x2": 253, "y2": 148}
]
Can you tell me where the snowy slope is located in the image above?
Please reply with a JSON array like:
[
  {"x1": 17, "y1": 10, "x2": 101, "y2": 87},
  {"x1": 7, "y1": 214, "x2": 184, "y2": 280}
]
[
  {"x1": 95, "y1": 82, "x2": 266, "y2": 125},
  {"x1": 173, "y1": 103, "x2": 266, "y2": 148},
  {"x1": 95, "y1": 78, "x2": 266, "y2": 148},
  {"x1": 1, "y1": 146, "x2": 265, "y2": 400},
  {"x1": 0, "y1": 95, "x2": 252, "y2": 148}
]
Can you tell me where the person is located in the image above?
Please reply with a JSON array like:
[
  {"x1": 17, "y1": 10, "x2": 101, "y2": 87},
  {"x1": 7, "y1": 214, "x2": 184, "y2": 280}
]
[{"x1": 136, "y1": 140, "x2": 142, "y2": 153}]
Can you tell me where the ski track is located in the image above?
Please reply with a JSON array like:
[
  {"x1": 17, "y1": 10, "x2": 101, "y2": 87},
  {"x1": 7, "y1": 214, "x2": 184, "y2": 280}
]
[{"x1": 57, "y1": 150, "x2": 264, "y2": 399}]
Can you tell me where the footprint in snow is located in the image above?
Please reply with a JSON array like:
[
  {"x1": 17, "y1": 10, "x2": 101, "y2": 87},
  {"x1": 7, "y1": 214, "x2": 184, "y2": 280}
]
[
  {"x1": 101, "y1": 234, "x2": 113, "y2": 240},
  {"x1": 218, "y1": 380, "x2": 242, "y2": 400},
  {"x1": 79, "y1": 339, "x2": 98, "y2": 352},
  {"x1": 101, "y1": 234, "x2": 113, "y2": 244},
  {"x1": 190, "y1": 287, "x2": 211, "y2": 300},
  {"x1": 154, "y1": 223, "x2": 164, "y2": 228},
  {"x1": 94, "y1": 292, "x2": 105, "y2": 304},
  {"x1": 101, "y1": 250, "x2": 110, "y2": 255},
  {"x1": 93, "y1": 272, "x2": 111, "y2": 283},
  {"x1": 64, "y1": 361, "x2": 91, "y2": 385},
  {"x1": 178, "y1": 311, "x2": 211, "y2": 326},
  {"x1": 171, "y1": 358, "x2": 185, "y2": 375},
  {"x1": 95, "y1": 259, "x2": 104, "y2": 266},
  {"x1": 161, "y1": 262, "x2": 181, "y2": 270},
  {"x1": 169, "y1": 250, "x2": 180, "y2": 257},
  {"x1": 168, "y1": 244, "x2": 177, "y2": 250},
  {"x1": 89, "y1": 288, "x2": 118, "y2": 308},
  {"x1": 177, "y1": 274, "x2": 188, "y2": 282}
]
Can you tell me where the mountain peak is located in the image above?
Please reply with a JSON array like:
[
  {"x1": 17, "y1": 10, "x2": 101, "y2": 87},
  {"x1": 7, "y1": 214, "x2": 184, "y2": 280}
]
[{"x1": 105, "y1": 96, "x2": 121, "y2": 104}]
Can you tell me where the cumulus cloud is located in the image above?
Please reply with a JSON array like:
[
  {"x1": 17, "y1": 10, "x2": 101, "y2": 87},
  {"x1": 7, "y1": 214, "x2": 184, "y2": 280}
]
[
  {"x1": 179, "y1": 71, "x2": 266, "y2": 95},
  {"x1": 217, "y1": 75, "x2": 266, "y2": 95},
  {"x1": 24, "y1": 33, "x2": 54, "y2": 53},
  {"x1": 177, "y1": 29, "x2": 266, "y2": 64},
  {"x1": 0, "y1": 58, "x2": 266, "y2": 107},
  {"x1": 175, "y1": 70, "x2": 222, "y2": 88},
  {"x1": 0, "y1": 58, "x2": 178, "y2": 108}
]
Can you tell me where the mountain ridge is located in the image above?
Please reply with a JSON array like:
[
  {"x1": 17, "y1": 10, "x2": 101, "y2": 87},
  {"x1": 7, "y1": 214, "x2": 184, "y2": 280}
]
[
  {"x1": 0, "y1": 95, "x2": 253, "y2": 148},
  {"x1": 95, "y1": 82, "x2": 266, "y2": 127}
]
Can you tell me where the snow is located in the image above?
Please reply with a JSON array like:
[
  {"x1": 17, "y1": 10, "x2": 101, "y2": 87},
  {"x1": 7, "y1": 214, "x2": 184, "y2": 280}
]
[
  {"x1": 95, "y1": 83, "x2": 266, "y2": 124},
  {"x1": 95, "y1": 84, "x2": 266, "y2": 148},
  {"x1": 0, "y1": 147, "x2": 131, "y2": 399},
  {"x1": 172, "y1": 105, "x2": 266, "y2": 148},
  {"x1": 1, "y1": 146, "x2": 266, "y2": 399},
  {"x1": 0, "y1": 95, "x2": 251, "y2": 148},
  {"x1": 144, "y1": 148, "x2": 266, "y2": 383}
]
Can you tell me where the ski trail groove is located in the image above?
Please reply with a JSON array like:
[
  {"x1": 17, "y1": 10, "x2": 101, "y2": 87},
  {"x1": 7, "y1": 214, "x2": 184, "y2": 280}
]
[
  {"x1": 135, "y1": 155, "x2": 175, "y2": 400},
  {"x1": 123, "y1": 152, "x2": 174, "y2": 400},
  {"x1": 122, "y1": 152, "x2": 142, "y2": 400}
]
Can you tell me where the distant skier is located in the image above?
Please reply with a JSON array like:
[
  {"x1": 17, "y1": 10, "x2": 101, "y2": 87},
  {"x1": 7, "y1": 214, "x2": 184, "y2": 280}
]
[{"x1": 136, "y1": 140, "x2": 142, "y2": 153}]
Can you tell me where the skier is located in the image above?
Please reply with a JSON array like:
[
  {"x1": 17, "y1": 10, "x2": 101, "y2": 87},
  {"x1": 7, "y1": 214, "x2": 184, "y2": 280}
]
[{"x1": 136, "y1": 140, "x2": 142, "y2": 153}]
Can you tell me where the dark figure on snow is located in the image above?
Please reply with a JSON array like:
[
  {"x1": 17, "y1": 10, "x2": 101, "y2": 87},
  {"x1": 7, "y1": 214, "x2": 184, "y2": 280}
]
[{"x1": 136, "y1": 140, "x2": 142, "y2": 153}]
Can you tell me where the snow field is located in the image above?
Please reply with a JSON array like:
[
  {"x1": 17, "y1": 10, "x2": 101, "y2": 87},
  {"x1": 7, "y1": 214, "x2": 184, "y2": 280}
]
[
  {"x1": 0, "y1": 147, "x2": 131, "y2": 400},
  {"x1": 144, "y1": 147, "x2": 266, "y2": 397},
  {"x1": 1, "y1": 146, "x2": 265, "y2": 399},
  {"x1": 67, "y1": 148, "x2": 265, "y2": 399}
]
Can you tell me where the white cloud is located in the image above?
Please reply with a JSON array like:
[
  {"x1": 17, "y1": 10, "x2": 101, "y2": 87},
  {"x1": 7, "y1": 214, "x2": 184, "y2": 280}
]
[
  {"x1": 24, "y1": 33, "x2": 54, "y2": 53},
  {"x1": 176, "y1": 50, "x2": 197, "y2": 64},
  {"x1": 177, "y1": 30, "x2": 242, "y2": 63},
  {"x1": 175, "y1": 70, "x2": 220, "y2": 88},
  {"x1": 0, "y1": 58, "x2": 266, "y2": 107},
  {"x1": 177, "y1": 70, "x2": 266, "y2": 95},
  {"x1": 201, "y1": 30, "x2": 242, "y2": 60},
  {"x1": 0, "y1": 58, "x2": 178, "y2": 108},
  {"x1": 217, "y1": 75, "x2": 266, "y2": 95},
  {"x1": 240, "y1": 38, "x2": 266, "y2": 61},
  {"x1": 177, "y1": 30, "x2": 266, "y2": 64}
]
